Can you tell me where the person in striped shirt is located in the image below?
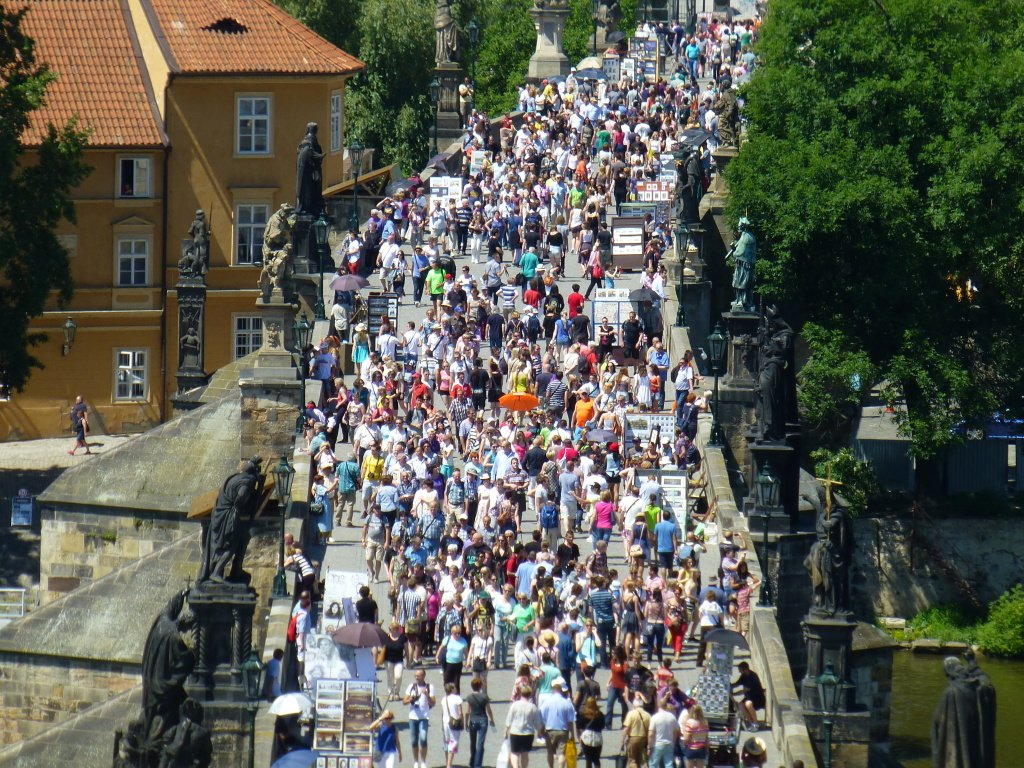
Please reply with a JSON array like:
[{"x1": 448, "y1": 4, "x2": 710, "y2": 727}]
[{"x1": 499, "y1": 277, "x2": 519, "y2": 319}]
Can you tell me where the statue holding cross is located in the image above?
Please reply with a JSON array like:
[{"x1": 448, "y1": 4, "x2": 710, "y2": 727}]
[{"x1": 804, "y1": 474, "x2": 854, "y2": 616}]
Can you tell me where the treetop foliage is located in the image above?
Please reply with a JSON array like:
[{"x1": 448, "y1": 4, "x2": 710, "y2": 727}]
[
  {"x1": 727, "y1": 0, "x2": 1024, "y2": 456},
  {"x1": 0, "y1": 7, "x2": 89, "y2": 391}
]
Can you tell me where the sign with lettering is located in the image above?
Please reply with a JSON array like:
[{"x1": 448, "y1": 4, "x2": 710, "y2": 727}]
[
  {"x1": 365, "y1": 292, "x2": 399, "y2": 338},
  {"x1": 428, "y1": 175, "x2": 463, "y2": 204},
  {"x1": 10, "y1": 490, "x2": 32, "y2": 527}
]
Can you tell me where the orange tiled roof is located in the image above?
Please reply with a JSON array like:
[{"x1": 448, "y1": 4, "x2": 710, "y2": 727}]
[
  {"x1": 145, "y1": 0, "x2": 364, "y2": 76},
  {"x1": 14, "y1": 0, "x2": 166, "y2": 147}
]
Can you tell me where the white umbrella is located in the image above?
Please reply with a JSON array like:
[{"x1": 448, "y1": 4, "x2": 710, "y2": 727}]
[
  {"x1": 268, "y1": 691, "x2": 315, "y2": 719},
  {"x1": 575, "y1": 56, "x2": 603, "y2": 71}
]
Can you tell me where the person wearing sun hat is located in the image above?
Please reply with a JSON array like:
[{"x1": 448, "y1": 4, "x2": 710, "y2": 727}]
[{"x1": 740, "y1": 735, "x2": 767, "y2": 767}]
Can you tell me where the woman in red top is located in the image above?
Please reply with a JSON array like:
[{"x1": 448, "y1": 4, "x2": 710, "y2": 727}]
[{"x1": 604, "y1": 645, "x2": 630, "y2": 728}]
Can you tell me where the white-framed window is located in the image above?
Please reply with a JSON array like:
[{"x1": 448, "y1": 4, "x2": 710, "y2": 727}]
[
  {"x1": 236, "y1": 95, "x2": 271, "y2": 155},
  {"x1": 235, "y1": 203, "x2": 269, "y2": 265},
  {"x1": 330, "y1": 91, "x2": 342, "y2": 152},
  {"x1": 234, "y1": 315, "x2": 264, "y2": 359},
  {"x1": 118, "y1": 157, "x2": 151, "y2": 197},
  {"x1": 117, "y1": 237, "x2": 149, "y2": 286},
  {"x1": 114, "y1": 349, "x2": 147, "y2": 401}
]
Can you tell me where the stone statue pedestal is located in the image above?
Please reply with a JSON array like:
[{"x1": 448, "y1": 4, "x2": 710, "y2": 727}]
[
  {"x1": 744, "y1": 438, "x2": 799, "y2": 534},
  {"x1": 800, "y1": 611, "x2": 857, "y2": 711},
  {"x1": 721, "y1": 310, "x2": 759, "y2": 389},
  {"x1": 175, "y1": 274, "x2": 209, "y2": 395},
  {"x1": 239, "y1": 294, "x2": 303, "y2": 460},
  {"x1": 187, "y1": 582, "x2": 257, "y2": 703},
  {"x1": 290, "y1": 214, "x2": 315, "y2": 277},
  {"x1": 527, "y1": 5, "x2": 570, "y2": 81}
]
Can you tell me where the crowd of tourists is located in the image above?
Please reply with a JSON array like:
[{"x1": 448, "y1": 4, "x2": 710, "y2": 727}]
[{"x1": 280, "y1": 13, "x2": 774, "y2": 768}]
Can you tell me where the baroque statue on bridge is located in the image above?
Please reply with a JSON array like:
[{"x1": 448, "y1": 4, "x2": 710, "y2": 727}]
[
  {"x1": 114, "y1": 590, "x2": 211, "y2": 768},
  {"x1": 434, "y1": 0, "x2": 460, "y2": 64},
  {"x1": 197, "y1": 457, "x2": 265, "y2": 585}
]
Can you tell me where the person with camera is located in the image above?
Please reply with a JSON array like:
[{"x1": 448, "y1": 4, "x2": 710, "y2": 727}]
[{"x1": 402, "y1": 668, "x2": 436, "y2": 768}]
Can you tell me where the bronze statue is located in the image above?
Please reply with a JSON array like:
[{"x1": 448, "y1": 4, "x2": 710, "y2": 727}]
[
  {"x1": 932, "y1": 657, "x2": 984, "y2": 768},
  {"x1": 115, "y1": 591, "x2": 210, "y2": 768},
  {"x1": 197, "y1": 458, "x2": 265, "y2": 584},
  {"x1": 963, "y1": 650, "x2": 996, "y2": 768},
  {"x1": 803, "y1": 489, "x2": 853, "y2": 616},
  {"x1": 434, "y1": 0, "x2": 459, "y2": 64},
  {"x1": 713, "y1": 76, "x2": 739, "y2": 147},
  {"x1": 756, "y1": 338, "x2": 786, "y2": 442},
  {"x1": 157, "y1": 699, "x2": 212, "y2": 768},
  {"x1": 726, "y1": 216, "x2": 756, "y2": 312},
  {"x1": 672, "y1": 147, "x2": 700, "y2": 225},
  {"x1": 177, "y1": 210, "x2": 209, "y2": 277},
  {"x1": 295, "y1": 123, "x2": 325, "y2": 216}
]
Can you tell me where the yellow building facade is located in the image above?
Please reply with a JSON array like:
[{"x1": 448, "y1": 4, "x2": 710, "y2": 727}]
[{"x1": 1, "y1": 0, "x2": 363, "y2": 440}]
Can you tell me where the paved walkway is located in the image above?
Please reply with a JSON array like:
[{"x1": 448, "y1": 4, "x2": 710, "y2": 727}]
[{"x1": 301, "y1": 236, "x2": 777, "y2": 766}]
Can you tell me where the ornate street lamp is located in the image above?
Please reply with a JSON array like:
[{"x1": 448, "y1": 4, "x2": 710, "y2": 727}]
[
  {"x1": 816, "y1": 663, "x2": 844, "y2": 768},
  {"x1": 313, "y1": 213, "x2": 329, "y2": 321},
  {"x1": 706, "y1": 323, "x2": 727, "y2": 446},
  {"x1": 429, "y1": 77, "x2": 443, "y2": 157},
  {"x1": 62, "y1": 316, "x2": 77, "y2": 356},
  {"x1": 292, "y1": 313, "x2": 314, "y2": 435},
  {"x1": 755, "y1": 461, "x2": 780, "y2": 606},
  {"x1": 467, "y1": 19, "x2": 480, "y2": 111},
  {"x1": 271, "y1": 454, "x2": 296, "y2": 598},
  {"x1": 347, "y1": 139, "x2": 365, "y2": 233},
  {"x1": 241, "y1": 649, "x2": 265, "y2": 768}
]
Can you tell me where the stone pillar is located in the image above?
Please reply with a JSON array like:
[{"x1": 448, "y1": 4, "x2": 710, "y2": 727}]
[
  {"x1": 721, "y1": 311, "x2": 758, "y2": 388},
  {"x1": 527, "y1": 5, "x2": 570, "y2": 81},
  {"x1": 239, "y1": 295, "x2": 303, "y2": 463},
  {"x1": 187, "y1": 582, "x2": 258, "y2": 702},
  {"x1": 175, "y1": 275, "x2": 208, "y2": 395},
  {"x1": 435, "y1": 63, "x2": 466, "y2": 142}
]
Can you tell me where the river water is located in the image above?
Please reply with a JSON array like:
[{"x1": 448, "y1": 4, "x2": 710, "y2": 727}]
[{"x1": 889, "y1": 650, "x2": 1022, "y2": 767}]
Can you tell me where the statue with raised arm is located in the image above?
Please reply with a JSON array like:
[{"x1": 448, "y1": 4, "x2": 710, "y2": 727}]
[
  {"x1": 727, "y1": 216, "x2": 756, "y2": 312},
  {"x1": 197, "y1": 458, "x2": 265, "y2": 584},
  {"x1": 434, "y1": 0, "x2": 459, "y2": 64},
  {"x1": 178, "y1": 210, "x2": 209, "y2": 277},
  {"x1": 295, "y1": 123, "x2": 325, "y2": 216}
]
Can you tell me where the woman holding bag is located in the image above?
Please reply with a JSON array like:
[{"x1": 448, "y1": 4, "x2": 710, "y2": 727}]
[{"x1": 442, "y1": 682, "x2": 465, "y2": 768}]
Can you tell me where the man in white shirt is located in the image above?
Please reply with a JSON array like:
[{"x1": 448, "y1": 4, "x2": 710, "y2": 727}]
[
  {"x1": 377, "y1": 328, "x2": 399, "y2": 361},
  {"x1": 403, "y1": 668, "x2": 436, "y2": 768},
  {"x1": 696, "y1": 591, "x2": 724, "y2": 666},
  {"x1": 647, "y1": 697, "x2": 681, "y2": 768}
]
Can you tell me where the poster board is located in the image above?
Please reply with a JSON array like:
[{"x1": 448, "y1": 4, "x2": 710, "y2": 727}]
[
  {"x1": 10, "y1": 491, "x2": 32, "y2": 527},
  {"x1": 624, "y1": 412, "x2": 677, "y2": 444},
  {"x1": 365, "y1": 292, "x2": 399, "y2": 338},
  {"x1": 589, "y1": 288, "x2": 632, "y2": 339},
  {"x1": 627, "y1": 36, "x2": 660, "y2": 82},
  {"x1": 659, "y1": 152, "x2": 678, "y2": 184},
  {"x1": 602, "y1": 54, "x2": 621, "y2": 83},
  {"x1": 322, "y1": 570, "x2": 367, "y2": 628},
  {"x1": 313, "y1": 679, "x2": 376, "y2": 760},
  {"x1": 468, "y1": 150, "x2": 492, "y2": 177},
  {"x1": 635, "y1": 468, "x2": 688, "y2": 533},
  {"x1": 635, "y1": 181, "x2": 672, "y2": 224},
  {"x1": 611, "y1": 216, "x2": 645, "y2": 270},
  {"x1": 429, "y1": 175, "x2": 463, "y2": 204},
  {"x1": 621, "y1": 57, "x2": 636, "y2": 82}
]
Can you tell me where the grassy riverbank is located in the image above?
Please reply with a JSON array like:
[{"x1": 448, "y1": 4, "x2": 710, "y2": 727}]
[{"x1": 883, "y1": 585, "x2": 1024, "y2": 658}]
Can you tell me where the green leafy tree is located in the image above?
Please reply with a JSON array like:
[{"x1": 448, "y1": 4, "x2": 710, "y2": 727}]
[
  {"x1": 726, "y1": 0, "x2": 1024, "y2": 457},
  {"x1": 976, "y1": 585, "x2": 1024, "y2": 658},
  {"x1": 797, "y1": 322, "x2": 876, "y2": 442},
  {"x1": 810, "y1": 447, "x2": 880, "y2": 518},
  {"x1": 0, "y1": 7, "x2": 89, "y2": 391},
  {"x1": 564, "y1": 0, "x2": 595, "y2": 65},
  {"x1": 474, "y1": 0, "x2": 535, "y2": 115}
]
